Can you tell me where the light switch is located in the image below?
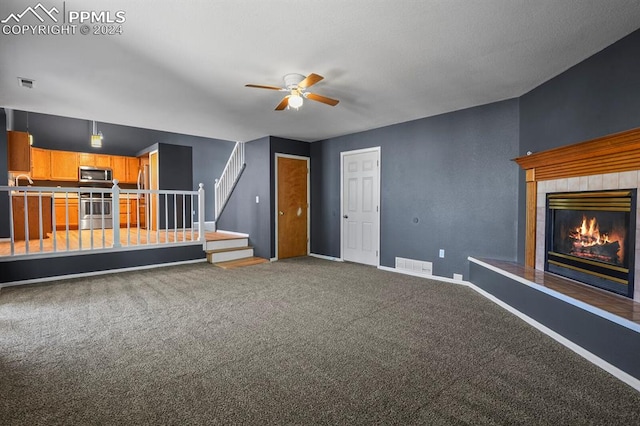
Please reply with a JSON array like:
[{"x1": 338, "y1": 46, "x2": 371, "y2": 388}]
[
  {"x1": 255, "y1": 195, "x2": 259, "y2": 203},
  {"x1": 439, "y1": 249, "x2": 445, "y2": 258}
]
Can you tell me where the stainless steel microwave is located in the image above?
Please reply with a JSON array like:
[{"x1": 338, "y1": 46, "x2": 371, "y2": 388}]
[{"x1": 78, "y1": 166, "x2": 113, "y2": 184}]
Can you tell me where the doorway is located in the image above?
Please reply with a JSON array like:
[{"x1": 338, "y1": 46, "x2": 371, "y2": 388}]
[
  {"x1": 276, "y1": 154, "x2": 310, "y2": 259},
  {"x1": 341, "y1": 147, "x2": 381, "y2": 266}
]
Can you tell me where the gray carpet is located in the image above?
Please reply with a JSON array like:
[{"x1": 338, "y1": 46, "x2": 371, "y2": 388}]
[{"x1": 1, "y1": 257, "x2": 639, "y2": 425}]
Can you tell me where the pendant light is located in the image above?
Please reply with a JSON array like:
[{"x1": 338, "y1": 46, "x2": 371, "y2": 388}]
[{"x1": 91, "y1": 120, "x2": 103, "y2": 148}]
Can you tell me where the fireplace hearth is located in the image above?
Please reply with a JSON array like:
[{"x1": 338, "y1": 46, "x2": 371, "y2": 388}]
[{"x1": 545, "y1": 190, "x2": 636, "y2": 298}]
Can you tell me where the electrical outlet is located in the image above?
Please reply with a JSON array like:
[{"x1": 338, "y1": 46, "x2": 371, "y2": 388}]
[{"x1": 439, "y1": 249, "x2": 445, "y2": 258}]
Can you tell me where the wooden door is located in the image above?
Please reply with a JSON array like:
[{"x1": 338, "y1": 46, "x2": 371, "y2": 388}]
[
  {"x1": 277, "y1": 155, "x2": 309, "y2": 259},
  {"x1": 341, "y1": 148, "x2": 380, "y2": 266}
]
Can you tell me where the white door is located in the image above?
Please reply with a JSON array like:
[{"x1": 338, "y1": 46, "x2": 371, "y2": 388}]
[{"x1": 341, "y1": 148, "x2": 380, "y2": 266}]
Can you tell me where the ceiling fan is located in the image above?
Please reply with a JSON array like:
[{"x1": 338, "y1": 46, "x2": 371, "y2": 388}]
[{"x1": 245, "y1": 73, "x2": 339, "y2": 111}]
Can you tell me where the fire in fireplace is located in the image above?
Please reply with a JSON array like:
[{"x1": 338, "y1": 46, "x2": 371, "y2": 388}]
[{"x1": 546, "y1": 190, "x2": 636, "y2": 298}]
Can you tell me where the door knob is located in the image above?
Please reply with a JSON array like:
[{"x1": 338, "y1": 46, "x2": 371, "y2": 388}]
[
  {"x1": 279, "y1": 211, "x2": 284, "y2": 215},
  {"x1": 343, "y1": 215, "x2": 349, "y2": 219}
]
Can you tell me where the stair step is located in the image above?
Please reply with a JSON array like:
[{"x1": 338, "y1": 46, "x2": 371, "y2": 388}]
[
  {"x1": 204, "y1": 237, "x2": 249, "y2": 252},
  {"x1": 215, "y1": 257, "x2": 269, "y2": 269},
  {"x1": 206, "y1": 246, "x2": 254, "y2": 263}
]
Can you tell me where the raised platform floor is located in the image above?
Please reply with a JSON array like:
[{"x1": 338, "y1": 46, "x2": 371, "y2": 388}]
[
  {"x1": 0, "y1": 229, "x2": 236, "y2": 257},
  {"x1": 473, "y1": 258, "x2": 640, "y2": 325}
]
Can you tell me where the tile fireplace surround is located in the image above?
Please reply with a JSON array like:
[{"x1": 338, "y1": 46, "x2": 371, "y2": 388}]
[
  {"x1": 534, "y1": 172, "x2": 640, "y2": 302},
  {"x1": 514, "y1": 127, "x2": 640, "y2": 303}
]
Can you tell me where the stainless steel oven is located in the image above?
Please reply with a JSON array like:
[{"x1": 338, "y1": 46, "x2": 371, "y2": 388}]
[{"x1": 80, "y1": 193, "x2": 113, "y2": 229}]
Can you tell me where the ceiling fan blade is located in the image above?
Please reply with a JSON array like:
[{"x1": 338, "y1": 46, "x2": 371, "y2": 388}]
[
  {"x1": 298, "y1": 73, "x2": 324, "y2": 89},
  {"x1": 245, "y1": 84, "x2": 284, "y2": 91},
  {"x1": 306, "y1": 92, "x2": 339, "y2": 106},
  {"x1": 275, "y1": 96, "x2": 290, "y2": 111}
]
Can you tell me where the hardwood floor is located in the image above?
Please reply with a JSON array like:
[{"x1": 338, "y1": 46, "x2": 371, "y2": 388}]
[
  {"x1": 0, "y1": 229, "x2": 234, "y2": 256},
  {"x1": 480, "y1": 258, "x2": 640, "y2": 325}
]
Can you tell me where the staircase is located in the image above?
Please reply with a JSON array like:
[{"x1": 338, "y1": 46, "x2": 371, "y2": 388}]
[
  {"x1": 205, "y1": 232, "x2": 268, "y2": 269},
  {"x1": 214, "y1": 141, "x2": 245, "y2": 228},
  {"x1": 208, "y1": 142, "x2": 265, "y2": 268}
]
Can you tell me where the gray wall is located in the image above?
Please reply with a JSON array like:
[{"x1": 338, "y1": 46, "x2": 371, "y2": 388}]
[
  {"x1": 311, "y1": 99, "x2": 520, "y2": 279},
  {"x1": 11, "y1": 110, "x2": 234, "y2": 220},
  {"x1": 520, "y1": 29, "x2": 640, "y2": 155}
]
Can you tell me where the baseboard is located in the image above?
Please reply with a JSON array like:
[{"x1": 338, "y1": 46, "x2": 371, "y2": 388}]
[
  {"x1": 377, "y1": 265, "x2": 467, "y2": 285},
  {"x1": 0, "y1": 258, "x2": 207, "y2": 289},
  {"x1": 465, "y1": 281, "x2": 640, "y2": 393},
  {"x1": 309, "y1": 253, "x2": 343, "y2": 262},
  {"x1": 0, "y1": 238, "x2": 10, "y2": 243}
]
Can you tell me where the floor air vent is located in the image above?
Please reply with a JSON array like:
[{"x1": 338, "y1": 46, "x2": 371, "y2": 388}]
[{"x1": 395, "y1": 257, "x2": 433, "y2": 276}]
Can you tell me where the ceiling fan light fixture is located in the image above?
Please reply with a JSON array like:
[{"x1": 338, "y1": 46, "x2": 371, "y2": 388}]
[{"x1": 289, "y1": 93, "x2": 303, "y2": 109}]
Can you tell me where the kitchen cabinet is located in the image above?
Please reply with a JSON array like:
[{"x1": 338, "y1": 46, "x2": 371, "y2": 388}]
[
  {"x1": 79, "y1": 153, "x2": 111, "y2": 168},
  {"x1": 7, "y1": 131, "x2": 31, "y2": 172},
  {"x1": 12, "y1": 194, "x2": 53, "y2": 240},
  {"x1": 54, "y1": 198, "x2": 79, "y2": 230},
  {"x1": 119, "y1": 198, "x2": 138, "y2": 227},
  {"x1": 50, "y1": 150, "x2": 78, "y2": 181},
  {"x1": 27, "y1": 147, "x2": 140, "y2": 184},
  {"x1": 30, "y1": 148, "x2": 51, "y2": 180},
  {"x1": 126, "y1": 157, "x2": 140, "y2": 184},
  {"x1": 111, "y1": 155, "x2": 127, "y2": 183}
]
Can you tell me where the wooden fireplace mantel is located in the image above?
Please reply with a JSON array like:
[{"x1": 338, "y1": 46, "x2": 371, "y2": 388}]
[{"x1": 513, "y1": 127, "x2": 640, "y2": 267}]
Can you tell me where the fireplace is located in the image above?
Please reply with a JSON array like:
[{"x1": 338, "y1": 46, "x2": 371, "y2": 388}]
[{"x1": 545, "y1": 190, "x2": 636, "y2": 298}]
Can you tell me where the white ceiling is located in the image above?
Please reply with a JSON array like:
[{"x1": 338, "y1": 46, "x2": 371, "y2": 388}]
[{"x1": 1, "y1": 0, "x2": 639, "y2": 142}]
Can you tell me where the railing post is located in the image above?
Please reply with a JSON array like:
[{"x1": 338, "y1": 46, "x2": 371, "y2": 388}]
[
  {"x1": 112, "y1": 180, "x2": 121, "y2": 248},
  {"x1": 198, "y1": 183, "x2": 205, "y2": 242},
  {"x1": 214, "y1": 178, "x2": 219, "y2": 220}
]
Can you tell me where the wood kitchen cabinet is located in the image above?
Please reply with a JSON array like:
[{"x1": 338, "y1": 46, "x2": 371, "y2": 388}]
[
  {"x1": 54, "y1": 198, "x2": 79, "y2": 230},
  {"x1": 111, "y1": 155, "x2": 127, "y2": 183},
  {"x1": 119, "y1": 198, "x2": 138, "y2": 227},
  {"x1": 50, "y1": 150, "x2": 78, "y2": 181},
  {"x1": 12, "y1": 194, "x2": 53, "y2": 240},
  {"x1": 79, "y1": 153, "x2": 111, "y2": 168},
  {"x1": 30, "y1": 147, "x2": 51, "y2": 180},
  {"x1": 7, "y1": 131, "x2": 31, "y2": 172},
  {"x1": 126, "y1": 157, "x2": 140, "y2": 184}
]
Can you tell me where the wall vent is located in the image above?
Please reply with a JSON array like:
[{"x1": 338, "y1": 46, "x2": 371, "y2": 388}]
[
  {"x1": 18, "y1": 77, "x2": 35, "y2": 89},
  {"x1": 395, "y1": 257, "x2": 432, "y2": 276}
]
